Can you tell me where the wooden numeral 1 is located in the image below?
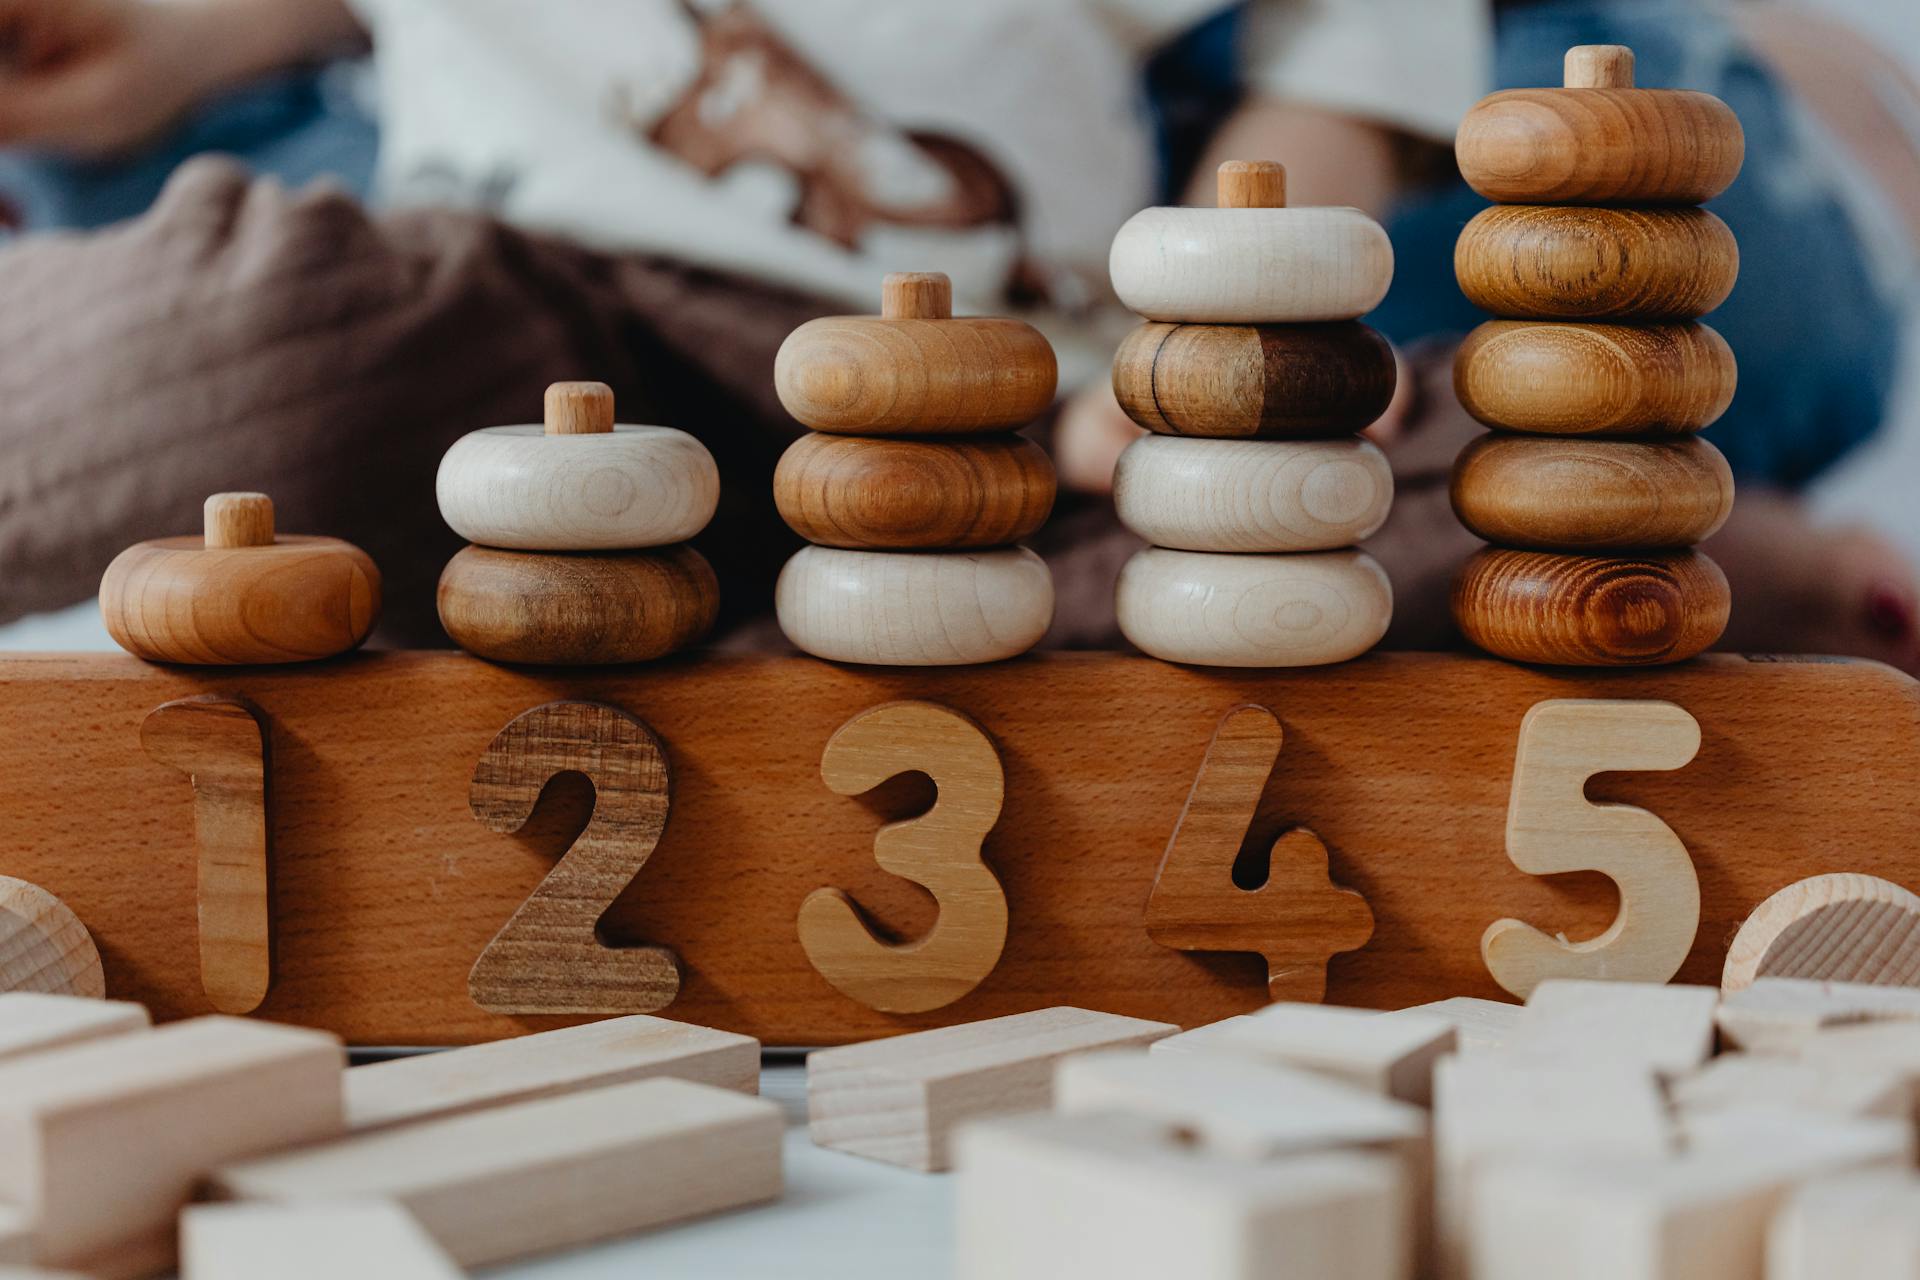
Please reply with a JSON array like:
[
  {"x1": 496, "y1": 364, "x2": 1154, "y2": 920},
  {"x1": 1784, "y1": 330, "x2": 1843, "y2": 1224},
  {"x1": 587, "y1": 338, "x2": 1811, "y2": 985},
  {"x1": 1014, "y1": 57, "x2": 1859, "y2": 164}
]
[
  {"x1": 141, "y1": 694, "x2": 272, "y2": 1014},
  {"x1": 1145, "y1": 704, "x2": 1374, "y2": 1001},
  {"x1": 467, "y1": 701, "x2": 680, "y2": 1015}
]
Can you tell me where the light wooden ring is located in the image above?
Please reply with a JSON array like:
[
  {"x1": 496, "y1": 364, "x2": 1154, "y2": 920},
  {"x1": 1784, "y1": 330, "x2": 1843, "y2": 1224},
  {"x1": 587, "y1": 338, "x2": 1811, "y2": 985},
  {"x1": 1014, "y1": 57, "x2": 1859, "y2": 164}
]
[
  {"x1": 436, "y1": 425, "x2": 719, "y2": 551},
  {"x1": 775, "y1": 546, "x2": 1053, "y2": 666},
  {"x1": 1456, "y1": 206, "x2": 1738, "y2": 321},
  {"x1": 1112, "y1": 321, "x2": 1396, "y2": 438},
  {"x1": 774, "y1": 317, "x2": 1057, "y2": 434},
  {"x1": 437, "y1": 544, "x2": 717, "y2": 665},
  {"x1": 1723, "y1": 873, "x2": 1920, "y2": 993},
  {"x1": 1452, "y1": 547, "x2": 1730, "y2": 666},
  {"x1": 1455, "y1": 321, "x2": 1737, "y2": 436},
  {"x1": 1115, "y1": 436, "x2": 1392, "y2": 553},
  {"x1": 774, "y1": 433, "x2": 1055, "y2": 550},
  {"x1": 0, "y1": 876, "x2": 105, "y2": 998},
  {"x1": 1456, "y1": 87, "x2": 1743, "y2": 205},
  {"x1": 1109, "y1": 207, "x2": 1393, "y2": 323},
  {"x1": 1116, "y1": 547, "x2": 1392, "y2": 668},
  {"x1": 1451, "y1": 435, "x2": 1734, "y2": 550}
]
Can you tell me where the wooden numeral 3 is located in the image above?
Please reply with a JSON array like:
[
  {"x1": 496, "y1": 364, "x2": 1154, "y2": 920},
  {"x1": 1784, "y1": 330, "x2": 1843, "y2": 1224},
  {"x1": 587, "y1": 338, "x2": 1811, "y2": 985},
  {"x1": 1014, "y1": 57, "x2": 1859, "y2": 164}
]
[
  {"x1": 1483, "y1": 699, "x2": 1702, "y2": 999},
  {"x1": 798, "y1": 701, "x2": 1008, "y2": 1014},
  {"x1": 1145, "y1": 704, "x2": 1373, "y2": 1000},
  {"x1": 467, "y1": 701, "x2": 680, "y2": 1015}
]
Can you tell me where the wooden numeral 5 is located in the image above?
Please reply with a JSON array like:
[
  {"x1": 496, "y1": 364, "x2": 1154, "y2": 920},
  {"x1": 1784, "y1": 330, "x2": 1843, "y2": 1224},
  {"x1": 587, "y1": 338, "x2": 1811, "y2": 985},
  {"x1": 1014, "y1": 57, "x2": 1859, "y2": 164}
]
[
  {"x1": 467, "y1": 701, "x2": 680, "y2": 1015},
  {"x1": 1483, "y1": 699, "x2": 1702, "y2": 999},
  {"x1": 1145, "y1": 704, "x2": 1373, "y2": 1001},
  {"x1": 798, "y1": 701, "x2": 1008, "y2": 1014}
]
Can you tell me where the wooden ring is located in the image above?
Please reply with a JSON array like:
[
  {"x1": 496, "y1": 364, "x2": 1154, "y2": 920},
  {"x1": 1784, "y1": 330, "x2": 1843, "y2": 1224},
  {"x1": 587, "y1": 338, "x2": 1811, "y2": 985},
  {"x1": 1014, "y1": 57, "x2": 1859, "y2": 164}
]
[
  {"x1": 1450, "y1": 435, "x2": 1733, "y2": 551},
  {"x1": 1109, "y1": 207, "x2": 1393, "y2": 324},
  {"x1": 1723, "y1": 873, "x2": 1920, "y2": 993},
  {"x1": 0, "y1": 876, "x2": 105, "y2": 998},
  {"x1": 1115, "y1": 436, "x2": 1392, "y2": 553},
  {"x1": 775, "y1": 546, "x2": 1053, "y2": 666},
  {"x1": 1452, "y1": 547, "x2": 1729, "y2": 666},
  {"x1": 1112, "y1": 321, "x2": 1395, "y2": 439},
  {"x1": 1455, "y1": 321, "x2": 1736, "y2": 436},
  {"x1": 436, "y1": 425, "x2": 719, "y2": 551},
  {"x1": 1456, "y1": 206, "x2": 1738, "y2": 321},
  {"x1": 774, "y1": 434, "x2": 1055, "y2": 550},
  {"x1": 1116, "y1": 547, "x2": 1392, "y2": 667},
  {"x1": 774, "y1": 317, "x2": 1056, "y2": 434},
  {"x1": 437, "y1": 544, "x2": 717, "y2": 665},
  {"x1": 1457, "y1": 87, "x2": 1743, "y2": 205}
]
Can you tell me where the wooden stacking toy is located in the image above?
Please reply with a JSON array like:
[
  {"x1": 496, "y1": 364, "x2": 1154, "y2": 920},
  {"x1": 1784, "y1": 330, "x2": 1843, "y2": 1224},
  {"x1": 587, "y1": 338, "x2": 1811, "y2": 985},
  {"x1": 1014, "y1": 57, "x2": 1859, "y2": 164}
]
[
  {"x1": 1109, "y1": 161, "x2": 1395, "y2": 667},
  {"x1": 435, "y1": 381, "x2": 720, "y2": 665},
  {"x1": 99, "y1": 493, "x2": 380, "y2": 664},
  {"x1": 772, "y1": 273, "x2": 1058, "y2": 665},
  {"x1": 1449, "y1": 46, "x2": 1742, "y2": 666}
]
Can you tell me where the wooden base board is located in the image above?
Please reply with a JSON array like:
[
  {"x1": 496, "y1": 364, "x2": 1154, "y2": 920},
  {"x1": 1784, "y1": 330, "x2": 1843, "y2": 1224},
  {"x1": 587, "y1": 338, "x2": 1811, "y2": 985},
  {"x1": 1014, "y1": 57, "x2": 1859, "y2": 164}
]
[{"x1": 0, "y1": 650, "x2": 1914, "y2": 1045}]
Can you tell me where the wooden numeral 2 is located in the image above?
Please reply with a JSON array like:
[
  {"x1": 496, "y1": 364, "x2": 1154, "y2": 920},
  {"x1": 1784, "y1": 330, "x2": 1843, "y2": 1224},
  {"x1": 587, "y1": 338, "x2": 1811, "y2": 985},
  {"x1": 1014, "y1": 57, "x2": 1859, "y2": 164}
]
[
  {"x1": 1483, "y1": 699, "x2": 1702, "y2": 999},
  {"x1": 1146, "y1": 704, "x2": 1373, "y2": 1001},
  {"x1": 141, "y1": 694, "x2": 271, "y2": 1014},
  {"x1": 799, "y1": 701, "x2": 1009, "y2": 1014},
  {"x1": 467, "y1": 701, "x2": 680, "y2": 1015}
]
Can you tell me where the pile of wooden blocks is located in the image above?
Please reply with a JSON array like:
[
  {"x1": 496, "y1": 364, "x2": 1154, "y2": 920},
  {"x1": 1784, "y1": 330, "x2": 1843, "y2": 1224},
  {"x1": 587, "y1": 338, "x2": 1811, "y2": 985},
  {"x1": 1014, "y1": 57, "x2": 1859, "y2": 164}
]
[{"x1": 0, "y1": 994, "x2": 778, "y2": 1277}]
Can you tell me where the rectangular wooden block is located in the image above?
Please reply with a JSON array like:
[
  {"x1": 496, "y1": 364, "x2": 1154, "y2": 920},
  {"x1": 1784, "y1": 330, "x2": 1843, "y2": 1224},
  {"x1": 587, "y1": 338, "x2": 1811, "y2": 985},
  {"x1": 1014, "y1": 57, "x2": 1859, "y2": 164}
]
[
  {"x1": 1716, "y1": 978, "x2": 1920, "y2": 1052},
  {"x1": 1672, "y1": 1053, "x2": 1912, "y2": 1122},
  {"x1": 0, "y1": 994, "x2": 149, "y2": 1063},
  {"x1": 344, "y1": 1015, "x2": 759, "y2": 1132},
  {"x1": 0, "y1": 1016, "x2": 343, "y2": 1278},
  {"x1": 0, "y1": 1209, "x2": 30, "y2": 1266},
  {"x1": 1769, "y1": 1171, "x2": 1920, "y2": 1279},
  {"x1": 1206, "y1": 1002, "x2": 1456, "y2": 1106},
  {"x1": 1148, "y1": 1015, "x2": 1252, "y2": 1059},
  {"x1": 1389, "y1": 998, "x2": 1522, "y2": 1055},
  {"x1": 211, "y1": 1077, "x2": 781, "y2": 1268},
  {"x1": 1503, "y1": 980, "x2": 1719, "y2": 1073},
  {"x1": 807, "y1": 1007, "x2": 1176, "y2": 1172},
  {"x1": 955, "y1": 1110, "x2": 1409, "y2": 1280},
  {"x1": 180, "y1": 1202, "x2": 463, "y2": 1279}
]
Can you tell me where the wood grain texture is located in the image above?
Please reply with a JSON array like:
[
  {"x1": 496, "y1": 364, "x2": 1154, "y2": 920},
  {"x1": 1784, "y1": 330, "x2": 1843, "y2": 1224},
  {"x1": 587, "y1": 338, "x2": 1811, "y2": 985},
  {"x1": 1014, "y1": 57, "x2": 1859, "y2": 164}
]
[
  {"x1": 1450, "y1": 434, "x2": 1734, "y2": 551},
  {"x1": 141, "y1": 695, "x2": 271, "y2": 1015},
  {"x1": 773, "y1": 433, "x2": 1055, "y2": 550},
  {"x1": 203, "y1": 493, "x2": 274, "y2": 550},
  {"x1": 1216, "y1": 158, "x2": 1288, "y2": 209},
  {"x1": 0, "y1": 880, "x2": 103, "y2": 999},
  {"x1": 1109, "y1": 206, "x2": 1393, "y2": 324},
  {"x1": 799, "y1": 702, "x2": 1008, "y2": 1014},
  {"x1": 1564, "y1": 43, "x2": 1635, "y2": 89},
  {"x1": 1115, "y1": 435, "x2": 1392, "y2": 553},
  {"x1": 1455, "y1": 205, "x2": 1738, "y2": 320},
  {"x1": 1116, "y1": 547, "x2": 1392, "y2": 668},
  {"x1": 436, "y1": 544, "x2": 717, "y2": 665},
  {"x1": 1456, "y1": 88, "x2": 1744, "y2": 205},
  {"x1": 0, "y1": 651, "x2": 1916, "y2": 1045},
  {"x1": 543, "y1": 381, "x2": 614, "y2": 436},
  {"x1": 465, "y1": 701, "x2": 679, "y2": 1015},
  {"x1": 1454, "y1": 320, "x2": 1737, "y2": 436},
  {"x1": 436, "y1": 425, "x2": 719, "y2": 551},
  {"x1": 1452, "y1": 547, "x2": 1730, "y2": 666},
  {"x1": 1111, "y1": 321, "x2": 1396, "y2": 439},
  {"x1": 1722, "y1": 874, "x2": 1920, "y2": 994},
  {"x1": 775, "y1": 546, "x2": 1053, "y2": 666}
]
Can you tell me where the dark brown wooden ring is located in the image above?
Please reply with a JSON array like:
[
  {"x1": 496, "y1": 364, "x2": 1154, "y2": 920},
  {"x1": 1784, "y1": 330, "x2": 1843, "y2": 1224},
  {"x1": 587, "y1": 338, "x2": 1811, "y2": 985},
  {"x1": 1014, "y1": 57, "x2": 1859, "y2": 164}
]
[
  {"x1": 1112, "y1": 321, "x2": 1396, "y2": 439},
  {"x1": 1455, "y1": 206, "x2": 1738, "y2": 321},
  {"x1": 1452, "y1": 547, "x2": 1730, "y2": 666},
  {"x1": 438, "y1": 544, "x2": 717, "y2": 665},
  {"x1": 1454, "y1": 320, "x2": 1736, "y2": 436},
  {"x1": 1451, "y1": 434, "x2": 1734, "y2": 551},
  {"x1": 774, "y1": 433, "x2": 1055, "y2": 550}
]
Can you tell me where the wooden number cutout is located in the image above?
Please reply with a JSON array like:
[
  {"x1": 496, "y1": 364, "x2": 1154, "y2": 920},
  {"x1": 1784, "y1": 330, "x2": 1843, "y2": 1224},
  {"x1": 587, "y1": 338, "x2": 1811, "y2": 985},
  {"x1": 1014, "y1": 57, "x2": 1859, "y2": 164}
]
[
  {"x1": 1145, "y1": 705, "x2": 1373, "y2": 1001},
  {"x1": 798, "y1": 701, "x2": 1008, "y2": 1013},
  {"x1": 467, "y1": 701, "x2": 680, "y2": 1015},
  {"x1": 0, "y1": 875, "x2": 105, "y2": 998},
  {"x1": 1484, "y1": 699, "x2": 1702, "y2": 999},
  {"x1": 142, "y1": 695, "x2": 271, "y2": 1014}
]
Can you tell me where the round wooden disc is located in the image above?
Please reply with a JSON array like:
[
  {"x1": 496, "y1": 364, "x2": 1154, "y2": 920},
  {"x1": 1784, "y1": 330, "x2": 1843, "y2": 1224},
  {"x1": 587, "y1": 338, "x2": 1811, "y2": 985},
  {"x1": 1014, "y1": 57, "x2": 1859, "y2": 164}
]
[
  {"x1": 1455, "y1": 320, "x2": 1737, "y2": 436},
  {"x1": 774, "y1": 315, "x2": 1057, "y2": 434},
  {"x1": 773, "y1": 433, "x2": 1055, "y2": 550},
  {"x1": 1456, "y1": 206, "x2": 1738, "y2": 321},
  {"x1": 1115, "y1": 436, "x2": 1392, "y2": 553},
  {"x1": 1112, "y1": 321, "x2": 1395, "y2": 439},
  {"x1": 1450, "y1": 435, "x2": 1734, "y2": 551},
  {"x1": 1456, "y1": 87, "x2": 1744, "y2": 205},
  {"x1": 1723, "y1": 873, "x2": 1920, "y2": 994},
  {"x1": 1452, "y1": 547, "x2": 1730, "y2": 666},
  {"x1": 1109, "y1": 206, "x2": 1393, "y2": 324},
  {"x1": 0, "y1": 876, "x2": 105, "y2": 998},
  {"x1": 100, "y1": 536, "x2": 381, "y2": 665},
  {"x1": 436, "y1": 425, "x2": 719, "y2": 551},
  {"x1": 1116, "y1": 547, "x2": 1392, "y2": 668},
  {"x1": 775, "y1": 546, "x2": 1053, "y2": 666},
  {"x1": 437, "y1": 544, "x2": 717, "y2": 665}
]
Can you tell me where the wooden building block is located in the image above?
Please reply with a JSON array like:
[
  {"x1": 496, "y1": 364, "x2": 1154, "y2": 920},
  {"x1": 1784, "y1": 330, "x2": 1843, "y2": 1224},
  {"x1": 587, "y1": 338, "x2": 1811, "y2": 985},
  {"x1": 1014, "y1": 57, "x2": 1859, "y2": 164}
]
[
  {"x1": 955, "y1": 1109, "x2": 1409, "y2": 1280},
  {"x1": 344, "y1": 1015, "x2": 759, "y2": 1132},
  {"x1": 1454, "y1": 320, "x2": 1736, "y2": 437},
  {"x1": 1715, "y1": 978, "x2": 1920, "y2": 1052},
  {"x1": 1680, "y1": 1107, "x2": 1912, "y2": 1164},
  {"x1": 1391, "y1": 998, "x2": 1522, "y2": 1054},
  {"x1": 180, "y1": 1202, "x2": 463, "y2": 1279},
  {"x1": 1211, "y1": 1002, "x2": 1455, "y2": 1106},
  {"x1": 212, "y1": 1078, "x2": 780, "y2": 1269},
  {"x1": 1503, "y1": 980, "x2": 1719, "y2": 1073},
  {"x1": 774, "y1": 433, "x2": 1055, "y2": 551},
  {"x1": 1148, "y1": 1015, "x2": 1254, "y2": 1059},
  {"x1": 807, "y1": 1007, "x2": 1177, "y2": 1172},
  {"x1": 1672, "y1": 1053, "x2": 1911, "y2": 1122},
  {"x1": 1453, "y1": 549, "x2": 1730, "y2": 669},
  {"x1": 775, "y1": 546, "x2": 1054, "y2": 666},
  {"x1": 1792, "y1": 1022, "x2": 1920, "y2": 1109},
  {"x1": 1769, "y1": 1171, "x2": 1920, "y2": 1279},
  {"x1": 0, "y1": 1208, "x2": 31, "y2": 1265},
  {"x1": 1722, "y1": 873, "x2": 1920, "y2": 993},
  {"x1": 1116, "y1": 547, "x2": 1392, "y2": 668},
  {"x1": 0, "y1": 1016, "x2": 344, "y2": 1278},
  {"x1": 0, "y1": 993, "x2": 148, "y2": 1062},
  {"x1": 0, "y1": 879, "x2": 104, "y2": 1000}
]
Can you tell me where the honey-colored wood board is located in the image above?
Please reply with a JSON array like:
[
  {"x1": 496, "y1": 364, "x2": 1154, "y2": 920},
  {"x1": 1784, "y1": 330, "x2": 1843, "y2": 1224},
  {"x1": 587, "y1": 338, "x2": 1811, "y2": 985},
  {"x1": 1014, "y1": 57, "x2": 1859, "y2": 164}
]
[
  {"x1": 1453, "y1": 548, "x2": 1730, "y2": 666},
  {"x1": 1451, "y1": 435, "x2": 1734, "y2": 551},
  {"x1": 1454, "y1": 205, "x2": 1738, "y2": 321},
  {"x1": 1454, "y1": 320, "x2": 1737, "y2": 437},
  {"x1": 1111, "y1": 321, "x2": 1396, "y2": 439},
  {"x1": 0, "y1": 878, "x2": 104, "y2": 999},
  {"x1": 1722, "y1": 873, "x2": 1920, "y2": 993},
  {"x1": 775, "y1": 546, "x2": 1053, "y2": 666},
  {"x1": 1114, "y1": 435, "x2": 1393, "y2": 553},
  {"x1": 0, "y1": 651, "x2": 1916, "y2": 1046},
  {"x1": 180, "y1": 1202, "x2": 465, "y2": 1279},
  {"x1": 773, "y1": 433, "x2": 1055, "y2": 550},
  {"x1": 1116, "y1": 547, "x2": 1392, "y2": 667}
]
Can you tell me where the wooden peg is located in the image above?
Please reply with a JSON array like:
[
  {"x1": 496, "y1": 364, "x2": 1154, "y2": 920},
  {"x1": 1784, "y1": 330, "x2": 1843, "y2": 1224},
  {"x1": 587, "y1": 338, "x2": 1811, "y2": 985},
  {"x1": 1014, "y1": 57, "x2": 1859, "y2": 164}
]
[
  {"x1": 0, "y1": 994, "x2": 147, "y2": 1064},
  {"x1": 0, "y1": 879, "x2": 103, "y2": 1000},
  {"x1": 798, "y1": 702, "x2": 1009, "y2": 1014},
  {"x1": 181, "y1": 1203, "x2": 464, "y2": 1280},
  {"x1": 1481, "y1": 700, "x2": 1702, "y2": 999},
  {"x1": 1452, "y1": 548, "x2": 1730, "y2": 666},
  {"x1": 1116, "y1": 547, "x2": 1392, "y2": 667},
  {"x1": 774, "y1": 546, "x2": 1054, "y2": 666},
  {"x1": 1455, "y1": 206, "x2": 1739, "y2": 321},
  {"x1": 543, "y1": 380, "x2": 614, "y2": 435},
  {"x1": 882, "y1": 271, "x2": 953, "y2": 320},
  {"x1": 773, "y1": 433, "x2": 1055, "y2": 550},
  {"x1": 1115, "y1": 435, "x2": 1393, "y2": 553},
  {"x1": 1565, "y1": 44, "x2": 1634, "y2": 89},
  {"x1": 1144, "y1": 706, "x2": 1374, "y2": 1000},
  {"x1": 202, "y1": 493, "x2": 273, "y2": 549},
  {"x1": 1450, "y1": 435, "x2": 1734, "y2": 551},
  {"x1": 1112, "y1": 321, "x2": 1396, "y2": 439},
  {"x1": 1723, "y1": 873, "x2": 1920, "y2": 993},
  {"x1": 1216, "y1": 159, "x2": 1286, "y2": 209},
  {"x1": 141, "y1": 695, "x2": 271, "y2": 1015},
  {"x1": 1454, "y1": 320, "x2": 1737, "y2": 436}
]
